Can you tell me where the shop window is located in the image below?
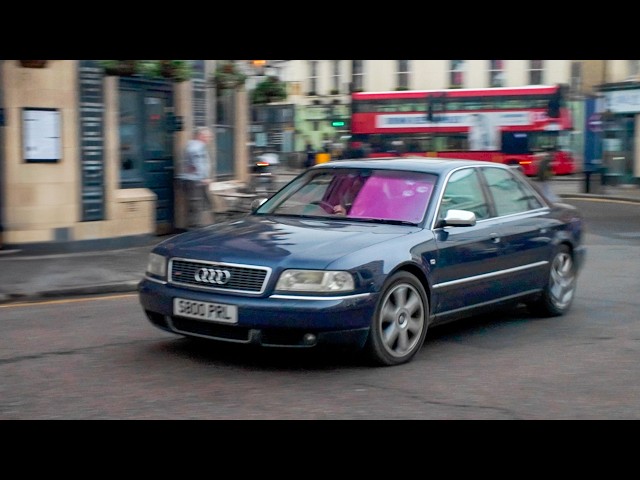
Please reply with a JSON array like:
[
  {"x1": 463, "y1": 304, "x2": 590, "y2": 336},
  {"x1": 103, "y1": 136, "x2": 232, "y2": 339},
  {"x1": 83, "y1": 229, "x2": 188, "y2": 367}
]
[
  {"x1": 449, "y1": 61, "x2": 466, "y2": 88},
  {"x1": 489, "y1": 60, "x2": 505, "y2": 87}
]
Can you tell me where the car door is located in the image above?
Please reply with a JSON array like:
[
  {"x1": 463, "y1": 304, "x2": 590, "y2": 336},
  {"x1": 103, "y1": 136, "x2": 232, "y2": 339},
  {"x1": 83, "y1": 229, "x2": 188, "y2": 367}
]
[
  {"x1": 479, "y1": 166, "x2": 555, "y2": 298},
  {"x1": 431, "y1": 167, "x2": 504, "y2": 316}
]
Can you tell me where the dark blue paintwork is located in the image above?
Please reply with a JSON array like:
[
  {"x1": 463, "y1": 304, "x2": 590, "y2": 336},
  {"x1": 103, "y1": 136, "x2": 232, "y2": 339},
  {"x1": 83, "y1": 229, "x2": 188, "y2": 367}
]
[{"x1": 138, "y1": 157, "x2": 585, "y2": 354}]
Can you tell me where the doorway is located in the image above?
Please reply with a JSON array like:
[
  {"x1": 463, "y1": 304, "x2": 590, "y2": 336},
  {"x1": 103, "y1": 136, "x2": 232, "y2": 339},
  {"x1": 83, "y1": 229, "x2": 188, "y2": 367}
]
[{"x1": 118, "y1": 78, "x2": 176, "y2": 234}]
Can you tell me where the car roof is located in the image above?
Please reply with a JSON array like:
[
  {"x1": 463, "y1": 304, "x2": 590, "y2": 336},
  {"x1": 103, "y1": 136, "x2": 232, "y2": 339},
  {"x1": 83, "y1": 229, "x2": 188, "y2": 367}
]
[{"x1": 314, "y1": 157, "x2": 509, "y2": 175}]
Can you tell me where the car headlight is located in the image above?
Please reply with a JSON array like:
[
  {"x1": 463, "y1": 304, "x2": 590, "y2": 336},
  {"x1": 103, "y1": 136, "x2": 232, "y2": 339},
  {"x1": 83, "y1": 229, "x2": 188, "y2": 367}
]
[
  {"x1": 146, "y1": 252, "x2": 167, "y2": 278},
  {"x1": 275, "y1": 270, "x2": 355, "y2": 293}
]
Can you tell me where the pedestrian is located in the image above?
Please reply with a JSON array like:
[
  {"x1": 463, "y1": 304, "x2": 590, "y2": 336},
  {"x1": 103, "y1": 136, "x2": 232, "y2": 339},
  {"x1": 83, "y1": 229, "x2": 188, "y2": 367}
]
[
  {"x1": 178, "y1": 127, "x2": 213, "y2": 228},
  {"x1": 304, "y1": 142, "x2": 316, "y2": 169},
  {"x1": 536, "y1": 146, "x2": 555, "y2": 199}
]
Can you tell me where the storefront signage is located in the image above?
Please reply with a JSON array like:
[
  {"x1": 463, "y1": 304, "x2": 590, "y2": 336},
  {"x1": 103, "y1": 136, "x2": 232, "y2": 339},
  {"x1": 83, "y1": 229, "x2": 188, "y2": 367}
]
[{"x1": 604, "y1": 89, "x2": 640, "y2": 113}]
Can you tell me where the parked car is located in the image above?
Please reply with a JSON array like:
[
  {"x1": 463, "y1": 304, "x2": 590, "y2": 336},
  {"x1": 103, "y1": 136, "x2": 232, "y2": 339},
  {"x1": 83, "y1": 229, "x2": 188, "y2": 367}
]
[
  {"x1": 138, "y1": 157, "x2": 586, "y2": 367},
  {"x1": 248, "y1": 152, "x2": 279, "y2": 193}
]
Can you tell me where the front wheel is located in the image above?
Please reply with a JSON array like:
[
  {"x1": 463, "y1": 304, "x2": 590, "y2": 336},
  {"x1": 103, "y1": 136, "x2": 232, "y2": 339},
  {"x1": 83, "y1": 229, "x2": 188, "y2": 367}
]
[
  {"x1": 365, "y1": 272, "x2": 429, "y2": 366},
  {"x1": 527, "y1": 244, "x2": 576, "y2": 317}
]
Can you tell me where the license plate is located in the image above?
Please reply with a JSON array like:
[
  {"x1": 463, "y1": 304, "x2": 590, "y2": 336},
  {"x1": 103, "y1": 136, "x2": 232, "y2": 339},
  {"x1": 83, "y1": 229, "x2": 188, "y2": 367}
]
[{"x1": 173, "y1": 298, "x2": 238, "y2": 324}]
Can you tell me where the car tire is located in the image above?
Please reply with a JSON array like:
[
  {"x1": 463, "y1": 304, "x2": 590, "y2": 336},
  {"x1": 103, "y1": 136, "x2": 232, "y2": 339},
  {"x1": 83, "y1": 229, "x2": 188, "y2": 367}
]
[
  {"x1": 528, "y1": 244, "x2": 576, "y2": 317},
  {"x1": 365, "y1": 271, "x2": 429, "y2": 366}
]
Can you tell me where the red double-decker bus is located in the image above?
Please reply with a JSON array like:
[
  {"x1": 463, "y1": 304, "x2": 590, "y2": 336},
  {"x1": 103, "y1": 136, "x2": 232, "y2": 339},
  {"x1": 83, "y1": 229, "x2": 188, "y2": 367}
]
[{"x1": 349, "y1": 85, "x2": 576, "y2": 176}]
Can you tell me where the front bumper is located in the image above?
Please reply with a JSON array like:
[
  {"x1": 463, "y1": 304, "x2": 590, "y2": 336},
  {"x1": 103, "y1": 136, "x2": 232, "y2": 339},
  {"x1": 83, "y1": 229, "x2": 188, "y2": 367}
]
[{"x1": 138, "y1": 278, "x2": 376, "y2": 349}]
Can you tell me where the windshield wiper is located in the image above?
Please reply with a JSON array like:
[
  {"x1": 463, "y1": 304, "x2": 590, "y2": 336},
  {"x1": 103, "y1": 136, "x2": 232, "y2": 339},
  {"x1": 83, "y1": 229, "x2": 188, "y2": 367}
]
[{"x1": 356, "y1": 218, "x2": 418, "y2": 226}]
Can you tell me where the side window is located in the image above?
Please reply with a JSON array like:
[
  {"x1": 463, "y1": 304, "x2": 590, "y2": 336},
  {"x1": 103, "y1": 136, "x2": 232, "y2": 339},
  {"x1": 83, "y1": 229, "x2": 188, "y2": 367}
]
[
  {"x1": 119, "y1": 88, "x2": 145, "y2": 186},
  {"x1": 438, "y1": 168, "x2": 489, "y2": 221},
  {"x1": 482, "y1": 167, "x2": 544, "y2": 216}
]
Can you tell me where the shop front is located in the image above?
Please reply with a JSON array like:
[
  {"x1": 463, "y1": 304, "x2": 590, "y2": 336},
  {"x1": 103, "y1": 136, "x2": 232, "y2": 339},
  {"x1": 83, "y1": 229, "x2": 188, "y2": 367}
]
[{"x1": 598, "y1": 82, "x2": 640, "y2": 185}]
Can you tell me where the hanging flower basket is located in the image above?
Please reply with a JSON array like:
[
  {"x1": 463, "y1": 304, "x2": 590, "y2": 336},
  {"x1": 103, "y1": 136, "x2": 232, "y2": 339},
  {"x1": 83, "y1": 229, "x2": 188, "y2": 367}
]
[
  {"x1": 212, "y1": 62, "x2": 247, "y2": 91},
  {"x1": 251, "y1": 76, "x2": 287, "y2": 104},
  {"x1": 98, "y1": 60, "x2": 139, "y2": 76},
  {"x1": 158, "y1": 60, "x2": 193, "y2": 82},
  {"x1": 96, "y1": 60, "x2": 192, "y2": 82},
  {"x1": 18, "y1": 60, "x2": 48, "y2": 68}
]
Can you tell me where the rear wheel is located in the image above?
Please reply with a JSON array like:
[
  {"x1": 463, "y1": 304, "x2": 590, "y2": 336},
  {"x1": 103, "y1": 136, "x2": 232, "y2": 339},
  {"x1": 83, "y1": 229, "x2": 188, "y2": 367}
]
[
  {"x1": 365, "y1": 272, "x2": 429, "y2": 366},
  {"x1": 528, "y1": 244, "x2": 576, "y2": 317}
]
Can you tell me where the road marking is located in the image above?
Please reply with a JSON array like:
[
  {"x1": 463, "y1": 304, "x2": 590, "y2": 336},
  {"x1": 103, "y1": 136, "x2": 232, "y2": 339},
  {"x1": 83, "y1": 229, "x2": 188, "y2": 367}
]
[{"x1": 0, "y1": 293, "x2": 137, "y2": 309}]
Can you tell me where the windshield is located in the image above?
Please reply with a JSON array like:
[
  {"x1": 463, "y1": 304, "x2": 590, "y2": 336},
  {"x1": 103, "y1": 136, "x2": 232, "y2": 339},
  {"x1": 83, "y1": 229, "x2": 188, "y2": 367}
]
[{"x1": 256, "y1": 168, "x2": 436, "y2": 224}]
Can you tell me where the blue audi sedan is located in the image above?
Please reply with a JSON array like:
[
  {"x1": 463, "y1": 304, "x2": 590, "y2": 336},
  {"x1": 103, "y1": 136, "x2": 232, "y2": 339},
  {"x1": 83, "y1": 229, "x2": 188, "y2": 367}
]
[{"x1": 138, "y1": 158, "x2": 585, "y2": 367}]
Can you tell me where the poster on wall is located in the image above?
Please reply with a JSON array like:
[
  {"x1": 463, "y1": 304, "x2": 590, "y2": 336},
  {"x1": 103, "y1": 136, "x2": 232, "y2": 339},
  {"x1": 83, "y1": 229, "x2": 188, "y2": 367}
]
[{"x1": 22, "y1": 108, "x2": 62, "y2": 162}]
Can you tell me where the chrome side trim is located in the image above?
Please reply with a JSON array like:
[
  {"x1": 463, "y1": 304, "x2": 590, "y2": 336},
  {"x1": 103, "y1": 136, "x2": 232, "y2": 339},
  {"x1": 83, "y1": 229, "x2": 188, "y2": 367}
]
[
  {"x1": 270, "y1": 292, "x2": 372, "y2": 301},
  {"x1": 433, "y1": 261, "x2": 548, "y2": 289}
]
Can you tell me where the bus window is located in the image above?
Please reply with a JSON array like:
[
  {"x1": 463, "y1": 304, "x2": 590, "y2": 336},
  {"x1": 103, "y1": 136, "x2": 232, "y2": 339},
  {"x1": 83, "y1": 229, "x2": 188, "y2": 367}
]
[
  {"x1": 502, "y1": 132, "x2": 529, "y2": 155},
  {"x1": 528, "y1": 131, "x2": 559, "y2": 152}
]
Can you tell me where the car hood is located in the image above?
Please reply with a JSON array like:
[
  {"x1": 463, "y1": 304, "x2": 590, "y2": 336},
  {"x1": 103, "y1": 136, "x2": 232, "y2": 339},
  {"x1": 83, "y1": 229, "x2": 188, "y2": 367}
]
[{"x1": 155, "y1": 215, "x2": 419, "y2": 269}]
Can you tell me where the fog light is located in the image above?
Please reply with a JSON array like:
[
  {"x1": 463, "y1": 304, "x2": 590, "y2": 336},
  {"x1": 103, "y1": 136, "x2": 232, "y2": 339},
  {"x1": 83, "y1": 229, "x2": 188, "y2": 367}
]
[{"x1": 303, "y1": 333, "x2": 317, "y2": 345}]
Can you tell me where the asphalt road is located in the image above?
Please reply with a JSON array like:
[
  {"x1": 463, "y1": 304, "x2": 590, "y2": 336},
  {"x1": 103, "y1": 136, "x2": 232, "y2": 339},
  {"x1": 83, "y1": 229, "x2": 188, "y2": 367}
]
[{"x1": 1, "y1": 197, "x2": 638, "y2": 419}]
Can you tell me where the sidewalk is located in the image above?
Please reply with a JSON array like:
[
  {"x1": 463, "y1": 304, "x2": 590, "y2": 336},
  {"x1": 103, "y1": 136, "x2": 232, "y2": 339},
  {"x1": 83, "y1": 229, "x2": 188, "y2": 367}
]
[{"x1": 1, "y1": 174, "x2": 639, "y2": 305}]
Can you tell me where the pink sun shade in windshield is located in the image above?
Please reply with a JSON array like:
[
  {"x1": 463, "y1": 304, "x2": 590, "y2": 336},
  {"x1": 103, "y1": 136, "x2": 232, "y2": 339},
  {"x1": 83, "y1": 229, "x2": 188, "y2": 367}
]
[{"x1": 349, "y1": 173, "x2": 434, "y2": 223}]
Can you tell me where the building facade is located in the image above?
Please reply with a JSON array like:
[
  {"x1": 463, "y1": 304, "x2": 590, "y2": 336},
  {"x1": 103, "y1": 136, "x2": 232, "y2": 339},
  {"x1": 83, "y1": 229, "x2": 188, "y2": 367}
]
[
  {"x1": 284, "y1": 60, "x2": 577, "y2": 155},
  {"x1": 0, "y1": 60, "x2": 249, "y2": 250},
  {"x1": 2, "y1": 60, "x2": 638, "y2": 251},
  {"x1": 278, "y1": 59, "x2": 638, "y2": 186}
]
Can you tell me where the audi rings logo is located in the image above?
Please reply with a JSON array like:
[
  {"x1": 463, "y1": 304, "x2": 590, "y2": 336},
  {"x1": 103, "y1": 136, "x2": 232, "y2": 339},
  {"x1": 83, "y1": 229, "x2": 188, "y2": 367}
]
[{"x1": 194, "y1": 267, "x2": 231, "y2": 285}]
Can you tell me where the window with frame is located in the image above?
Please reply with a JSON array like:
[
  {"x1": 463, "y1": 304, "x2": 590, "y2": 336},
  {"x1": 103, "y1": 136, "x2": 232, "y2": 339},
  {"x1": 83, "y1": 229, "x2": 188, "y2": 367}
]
[
  {"x1": 308, "y1": 60, "x2": 319, "y2": 95},
  {"x1": 351, "y1": 60, "x2": 364, "y2": 92},
  {"x1": 449, "y1": 60, "x2": 466, "y2": 88},
  {"x1": 119, "y1": 89, "x2": 142, "y2": 183},
  {"x1": 397, "y1": 60, "x2": 410, "y2": 89},
  {"x1": 144, "y1": 94, "x2": 169, "y2": 155},
  {"x1": 267, "y1": 169, "x2": 435, "y2": 223},
  {"x1": 529, "y1": 60, "x2": 544, "y2": 85},
  {"x1": 331, "y1": 60, "x2": 341, "y2": 93},
  {"x1": 482, "y1": 167, "x2": 543, "y2": 216},
  {"x1": 216, "y1": 88, "x2": 234, "y2": 124},
  {"x1": 489, "y1": 60, "x2": 505, "y2": 87},
  {"x1": 438, "y1": 168, "x2": 489, "y2": 221},
  {"x1": 570, "y1": 61, "x2": 582, "y2": 96}
]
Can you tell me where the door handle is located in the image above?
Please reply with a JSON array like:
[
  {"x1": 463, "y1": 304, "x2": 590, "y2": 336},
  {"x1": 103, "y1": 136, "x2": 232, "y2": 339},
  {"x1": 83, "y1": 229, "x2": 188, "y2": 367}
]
[{"x1": 490, "y1": 233, "x2": 501, "y2": 243}]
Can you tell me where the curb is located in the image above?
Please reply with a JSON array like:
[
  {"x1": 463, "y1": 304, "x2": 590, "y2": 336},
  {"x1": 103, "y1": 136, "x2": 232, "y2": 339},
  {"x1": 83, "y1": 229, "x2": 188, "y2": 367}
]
[
  {"x1": 2, "y1": 191, "x2": 639, "y2": 306},
  {"x1": 0, "y1": 280, "x2": 140, "y2": 305}
]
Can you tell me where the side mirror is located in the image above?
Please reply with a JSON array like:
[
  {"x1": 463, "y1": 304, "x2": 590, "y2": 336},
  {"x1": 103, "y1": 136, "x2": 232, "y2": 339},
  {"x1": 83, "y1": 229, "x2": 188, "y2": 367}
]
[
  {"x1": 251, "y1": 198, "x2": 268, "y2": 212},
  {"x1": 438, "y1": 209, "x2": 477, "y2": 227}
]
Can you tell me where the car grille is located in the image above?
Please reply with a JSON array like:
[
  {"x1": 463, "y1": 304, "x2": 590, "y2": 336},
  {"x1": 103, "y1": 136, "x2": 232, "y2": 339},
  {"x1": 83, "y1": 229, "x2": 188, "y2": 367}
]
[{"x1": 169, "y1": 258, "x2": 270, "y2": 294}]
